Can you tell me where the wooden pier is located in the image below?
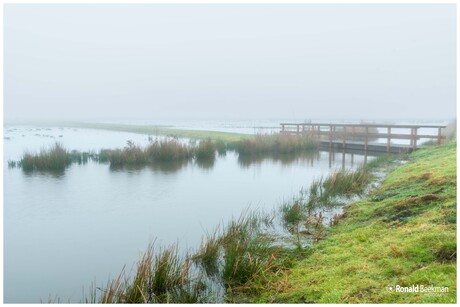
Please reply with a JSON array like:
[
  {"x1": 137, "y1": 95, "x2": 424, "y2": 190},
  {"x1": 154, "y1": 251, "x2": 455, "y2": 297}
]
[{"x1": 280, "y1": 123, "x2": 447, "y2": 153}]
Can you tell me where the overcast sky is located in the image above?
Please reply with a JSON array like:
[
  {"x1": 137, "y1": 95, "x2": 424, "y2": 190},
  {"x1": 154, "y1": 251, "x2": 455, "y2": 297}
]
[{"x1": 4, "y1": 4, "x2": 457, "y2": 121}]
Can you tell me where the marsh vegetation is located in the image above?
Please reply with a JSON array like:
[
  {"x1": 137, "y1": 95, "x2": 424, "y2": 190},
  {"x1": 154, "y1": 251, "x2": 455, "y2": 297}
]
[{"x1": 9, "y1": 133, "x2": 318, "y2": 172}]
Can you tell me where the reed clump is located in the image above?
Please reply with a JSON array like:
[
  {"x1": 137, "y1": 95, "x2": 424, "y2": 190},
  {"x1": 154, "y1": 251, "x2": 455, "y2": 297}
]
[
  {"x1": 20, "y1": 143, "x2": 71, "y2": 171},
  {"x1": 99, "y1": 138, "x2": 216, "y2": 168},
  {"x1": 106, "y1": 142, "x2": 148, "y2": 167},
  {"x1": 146, "y1": 139, "x2": 191, "y2": 162},
  {"x1": 194, "y1": 139, "x2": 216, "y2": 160},
  {"x1": 235, "y1": 133, "x2": 318, "y2": 156}
]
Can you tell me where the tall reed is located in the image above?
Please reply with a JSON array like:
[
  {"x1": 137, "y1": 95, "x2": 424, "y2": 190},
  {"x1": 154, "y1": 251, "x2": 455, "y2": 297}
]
[
  {"x1": 146, "y1": 139, "x2": 191, "y2": 162},
  {"x1": 235, "y1": 133, "x2": 318, "y2": 156},
  {"x1": 194, "y1": 139, "x2": 216, "y2": 160}
]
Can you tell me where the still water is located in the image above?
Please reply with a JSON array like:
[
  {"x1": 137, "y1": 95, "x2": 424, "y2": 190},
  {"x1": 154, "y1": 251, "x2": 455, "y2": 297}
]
[{"x1": 4, "y1": 126, "x2": 369, "y2": 303}]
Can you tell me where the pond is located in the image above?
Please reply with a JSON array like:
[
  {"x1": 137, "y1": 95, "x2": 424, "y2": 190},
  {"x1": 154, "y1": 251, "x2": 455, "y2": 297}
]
[{"x1": 4, "y1": 125, "x2": 370, "y2": 303}]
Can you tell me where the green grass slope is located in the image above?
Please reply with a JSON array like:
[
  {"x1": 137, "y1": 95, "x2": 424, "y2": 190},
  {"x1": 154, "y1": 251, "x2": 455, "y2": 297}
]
[{"x1": 259, "y1": 142, "x2": 457, "y2": 303}]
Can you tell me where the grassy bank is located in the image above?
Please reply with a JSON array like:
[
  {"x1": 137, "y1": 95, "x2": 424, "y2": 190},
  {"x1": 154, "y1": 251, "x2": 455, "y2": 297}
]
[{"x1": 255, "y1": 142, "x2": 456, "y2": 303}]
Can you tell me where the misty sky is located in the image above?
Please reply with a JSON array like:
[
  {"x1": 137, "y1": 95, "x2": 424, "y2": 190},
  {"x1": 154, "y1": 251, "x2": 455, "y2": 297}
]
[{"x1": 4, "y1": 4, "x2": 457, "y2": 121}]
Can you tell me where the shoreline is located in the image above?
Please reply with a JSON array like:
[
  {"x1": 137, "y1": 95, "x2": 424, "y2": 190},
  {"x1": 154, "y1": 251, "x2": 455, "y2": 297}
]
[{"x1": 253, "y1": 142, "x2": 456, "y2": 303}]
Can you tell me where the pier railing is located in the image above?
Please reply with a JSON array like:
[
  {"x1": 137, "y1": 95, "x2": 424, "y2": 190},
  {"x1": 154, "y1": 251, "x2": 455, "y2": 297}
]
[{"x1": 280, "y1": 123, "x2": 447, "y2": 152}]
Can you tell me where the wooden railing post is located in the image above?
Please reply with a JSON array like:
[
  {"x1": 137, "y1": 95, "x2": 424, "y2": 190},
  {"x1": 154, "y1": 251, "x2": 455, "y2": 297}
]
[
  {"x1": 329, "y1": 125, "x2": 333, "y2": 148},
  {"x1": 438, "y1": 127, "x2": 442, "y2": 144},
  {"x1": 410, "y1": 128, "x2": 414, "y2": 147},
  {"x1": 387, "y1": 127, "x2": 391, "y2": 153},
  {"x1": 342, "y1": 126, "x2": 346, "y2": 149},
  {"x1": 413, "y1": 128, "x2": 418, "y2": 151},
  {"x1": 281, "y1": 124, "x2": 285, "y2": 133},
  {"x1": 365, "y1": 126, "x2": 369, "y2": 151}
]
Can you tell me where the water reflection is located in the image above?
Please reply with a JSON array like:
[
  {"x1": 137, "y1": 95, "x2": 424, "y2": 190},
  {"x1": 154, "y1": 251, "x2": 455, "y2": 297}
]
[
  {"x1": 195, "y1": 158, "x2": 216, "y2": 170},
  {"x1": 150, "y1": 160, "x2": 191, "y2": 174},
  {"x1": 237, "y1": 151, "x2": 320, "y2": 168},
  {"x1": 22, "y1": 168, "x2": 66, "y2": 178},
  {"x1": 326, "y1": 148, "x2": 383, "y2": 169}
]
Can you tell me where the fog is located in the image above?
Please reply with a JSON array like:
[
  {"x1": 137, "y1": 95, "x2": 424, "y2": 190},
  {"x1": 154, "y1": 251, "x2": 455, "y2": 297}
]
[{"x1": 4, "y1": 4, "x2": 456, "y2": 122}]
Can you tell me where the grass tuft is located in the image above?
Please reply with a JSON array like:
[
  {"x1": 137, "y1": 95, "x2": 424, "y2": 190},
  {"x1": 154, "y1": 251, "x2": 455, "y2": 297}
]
[{"x1": 19, "y1": 143, "x2": 70, "y2": 171}]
